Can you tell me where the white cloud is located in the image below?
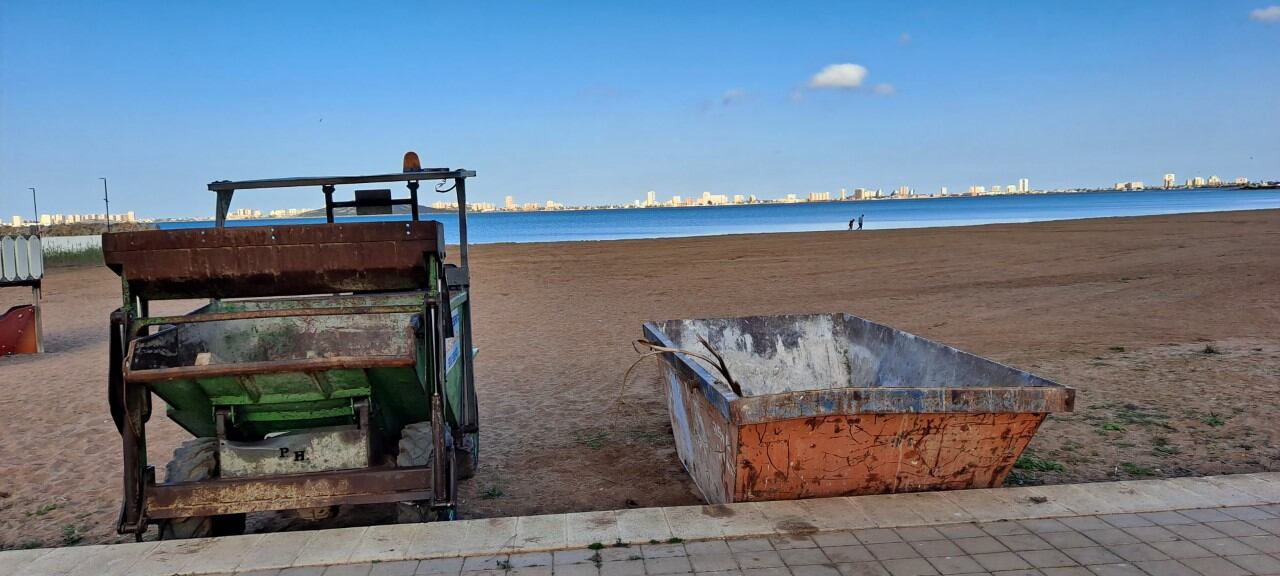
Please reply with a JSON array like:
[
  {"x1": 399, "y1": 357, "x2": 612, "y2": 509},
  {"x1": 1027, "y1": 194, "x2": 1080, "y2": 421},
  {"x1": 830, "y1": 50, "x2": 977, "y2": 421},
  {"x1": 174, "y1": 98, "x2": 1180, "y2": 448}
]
[
  {"x1": 721, "y1": 89, "x2": 746, "y2": 106},
  {"x1": 807, "y1": 63, "x2": 869, "y2": 89},
  {"x1": 873, "y1": 83, "x2": 896, "y2": 96},
  {"x1": 898, "y1": 32, "x2": 912, "y2": 45},
  {"x1": 1250, "y1": 5, "x2": 1280, "y2": 21}
]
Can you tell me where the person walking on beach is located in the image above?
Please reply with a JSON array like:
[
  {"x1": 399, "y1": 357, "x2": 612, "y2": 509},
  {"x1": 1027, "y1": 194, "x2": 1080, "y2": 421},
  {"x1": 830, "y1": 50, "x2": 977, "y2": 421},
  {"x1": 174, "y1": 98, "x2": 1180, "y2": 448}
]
[
  {"x1": 848, "y1": 217, "x2": 856, "y2": 231},
  {"x1": 857, "y1": 214, "x2": 864, "y2": 230}
]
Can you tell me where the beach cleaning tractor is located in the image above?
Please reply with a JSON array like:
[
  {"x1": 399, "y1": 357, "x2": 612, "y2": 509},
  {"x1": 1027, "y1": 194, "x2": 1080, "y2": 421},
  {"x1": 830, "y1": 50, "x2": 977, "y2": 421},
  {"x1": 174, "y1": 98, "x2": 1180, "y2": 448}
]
[{"x1": 104, "y1": 153, "x2": 480, "y2": 538}]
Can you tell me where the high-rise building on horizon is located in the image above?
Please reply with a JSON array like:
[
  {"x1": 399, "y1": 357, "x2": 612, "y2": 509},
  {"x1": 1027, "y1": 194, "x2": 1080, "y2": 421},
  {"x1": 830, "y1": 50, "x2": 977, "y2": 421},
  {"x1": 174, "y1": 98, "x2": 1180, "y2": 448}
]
[
  {"x1": 895, "y1": 186, "x2": 911, "y2": 198},
  {"x1": 1163, "y1": 174, "x2": 1176, "y2": 189},
  {"x1": 1018, "y1": 178, "x2": 1029, "y2": 193},
  {"x1": 940, "y1": 186, "x2": 948, "y2": 196},
  {"x1": 1235, "y1": 177, "x2": 1248, "y2": 185},
  {"x1": 1207, "y1": 175, "x2": 1221, "y2": 186},
  {"x1": 504, "y1": 195, "x2": 515, "y2": 210},
  {"x1": 645, "y1": 190, "x2": 657, "y2": 207}
]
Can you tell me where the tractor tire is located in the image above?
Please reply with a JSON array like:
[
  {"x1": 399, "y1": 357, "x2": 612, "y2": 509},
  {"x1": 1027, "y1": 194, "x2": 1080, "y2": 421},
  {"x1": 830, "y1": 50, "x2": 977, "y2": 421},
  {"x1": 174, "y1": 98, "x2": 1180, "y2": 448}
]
[
  {"x1": 457, "y1": 433, "x2": 478, "y2": 481},
  {"x1": 157, "y1": 438, "x2": 246, "y2": 539},
  {"x1": 396, "y1": 422, "x2": 448, "y2": 523}
]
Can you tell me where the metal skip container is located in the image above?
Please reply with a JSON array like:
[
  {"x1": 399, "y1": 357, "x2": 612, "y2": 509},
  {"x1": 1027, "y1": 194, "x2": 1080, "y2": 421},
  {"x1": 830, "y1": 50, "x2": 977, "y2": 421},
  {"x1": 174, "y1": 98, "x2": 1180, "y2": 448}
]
[{"x1": 643, "y1": 313, "x2": 1074, "y2": 504}]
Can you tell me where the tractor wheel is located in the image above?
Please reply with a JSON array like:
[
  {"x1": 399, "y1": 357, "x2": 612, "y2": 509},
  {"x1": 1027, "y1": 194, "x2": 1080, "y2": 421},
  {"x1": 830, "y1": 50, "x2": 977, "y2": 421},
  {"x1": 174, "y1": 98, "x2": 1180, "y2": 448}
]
[
  {"x1": 157, "y1": 438, "x2": 246, "y2": 539},
  {"x1": 457, "y1": 433, "x2": 478, "y2": 481},
  {"x1": 396, "y1": 422, "x2": 451, "y2": 523}
]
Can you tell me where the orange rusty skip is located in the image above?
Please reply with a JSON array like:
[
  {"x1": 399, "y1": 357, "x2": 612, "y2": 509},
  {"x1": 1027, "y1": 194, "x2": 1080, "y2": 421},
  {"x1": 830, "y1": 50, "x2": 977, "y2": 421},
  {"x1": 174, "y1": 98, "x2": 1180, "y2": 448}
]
[{"x1": 0, "y1": 305, "x2": 39, "y2": 355}]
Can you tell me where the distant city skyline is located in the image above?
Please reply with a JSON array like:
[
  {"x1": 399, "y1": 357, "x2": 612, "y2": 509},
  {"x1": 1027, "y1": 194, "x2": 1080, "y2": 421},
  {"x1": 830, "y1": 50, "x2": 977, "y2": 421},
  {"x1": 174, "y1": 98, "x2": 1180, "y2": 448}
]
[{"x1": 2, "y1": 2, "x2": 1278, "y2": 218}]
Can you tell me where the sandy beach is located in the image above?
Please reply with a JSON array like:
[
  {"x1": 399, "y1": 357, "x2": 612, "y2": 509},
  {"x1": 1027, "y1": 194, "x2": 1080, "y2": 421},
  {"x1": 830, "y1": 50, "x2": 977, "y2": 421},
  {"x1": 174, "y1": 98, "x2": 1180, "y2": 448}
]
[{"x1": 1, "y1": 210, "x2": 1278, "y2": 549}]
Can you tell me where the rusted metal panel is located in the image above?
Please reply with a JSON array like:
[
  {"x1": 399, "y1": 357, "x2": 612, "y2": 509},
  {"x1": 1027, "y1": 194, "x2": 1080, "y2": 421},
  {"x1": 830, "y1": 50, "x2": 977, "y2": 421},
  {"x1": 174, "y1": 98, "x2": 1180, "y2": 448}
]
[
  {"x1": 735, "y1": 412, "x2": 1045, "y2": 501},
  {"x1": 644, "y1": 313, "x2": 1073, "y2": 504},
  {"x1": 102, "y1": 221, "x2": 445, "y2": 299},
  {"x1": 145, "y1": 466, "x2": 432, "y2": 518},
  {"x1": 0, "y1": 305, "x2": 38, "y2": 355}
]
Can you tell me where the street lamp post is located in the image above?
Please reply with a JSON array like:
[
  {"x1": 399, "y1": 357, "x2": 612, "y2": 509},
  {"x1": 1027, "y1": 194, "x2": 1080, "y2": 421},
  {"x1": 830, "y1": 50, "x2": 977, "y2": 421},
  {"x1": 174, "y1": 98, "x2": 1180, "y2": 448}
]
[
  {"x1": 100, "y1": 177, "x2": 111, "y2": 232},
  {"x1": 29, "y1": 187, "x2": 38, "y2": 227}
]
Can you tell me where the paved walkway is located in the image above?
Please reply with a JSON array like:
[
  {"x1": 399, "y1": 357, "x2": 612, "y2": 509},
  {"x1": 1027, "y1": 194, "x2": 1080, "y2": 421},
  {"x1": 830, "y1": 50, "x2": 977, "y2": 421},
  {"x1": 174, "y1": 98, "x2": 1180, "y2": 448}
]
[{"x1": 3, "y1": 473, "x2": 1278, "y2": 576}]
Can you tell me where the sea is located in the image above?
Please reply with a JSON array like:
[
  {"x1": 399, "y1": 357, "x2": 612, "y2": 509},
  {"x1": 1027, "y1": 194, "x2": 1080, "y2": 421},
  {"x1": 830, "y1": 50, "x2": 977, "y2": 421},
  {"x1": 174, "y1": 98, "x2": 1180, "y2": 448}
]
[{"x1": 152, "y1": 188, "x2": 1280, "y2": 245}]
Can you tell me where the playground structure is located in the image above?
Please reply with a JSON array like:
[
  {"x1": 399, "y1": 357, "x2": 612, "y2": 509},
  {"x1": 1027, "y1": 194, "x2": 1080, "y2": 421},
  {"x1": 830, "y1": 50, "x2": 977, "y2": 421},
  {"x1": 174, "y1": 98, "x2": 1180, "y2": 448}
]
[
  {"x1": 644, "y1": 313, "x2": 1074, "y2": 503},
  {"x1": 0, "y1": 234, "x2": 44, "y2": 355},
  {"x1": 103, "y1": 153, "x2": 480, "y2": 538}
]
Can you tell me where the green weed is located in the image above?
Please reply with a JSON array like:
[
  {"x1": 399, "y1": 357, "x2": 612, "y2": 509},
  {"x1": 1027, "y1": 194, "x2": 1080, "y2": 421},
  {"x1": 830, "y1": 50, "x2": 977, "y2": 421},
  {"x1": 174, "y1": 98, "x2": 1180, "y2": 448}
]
[
  {"x1": 60, "y1": 525, "x2": 81, "y2": 546},
  {"x1": 1119, "y1": 462, "x2": 1155, "y2": 477},
  {"x1": 1014, "y1": 454, "x2": 1065, "y2": 472}
]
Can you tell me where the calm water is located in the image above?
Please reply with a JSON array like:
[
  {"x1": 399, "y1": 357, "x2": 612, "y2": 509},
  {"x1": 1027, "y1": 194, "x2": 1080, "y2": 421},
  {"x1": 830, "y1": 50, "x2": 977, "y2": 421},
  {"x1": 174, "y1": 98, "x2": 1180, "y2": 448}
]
[{"x1": 157, "y1": 188, "x2": 1280, "y2": 244}]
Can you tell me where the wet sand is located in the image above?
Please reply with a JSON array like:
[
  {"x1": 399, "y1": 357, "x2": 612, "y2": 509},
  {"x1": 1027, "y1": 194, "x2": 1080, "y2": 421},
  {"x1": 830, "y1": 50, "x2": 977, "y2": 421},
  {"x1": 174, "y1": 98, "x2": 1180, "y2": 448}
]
[{"x1": 2, "y1": 210, "x2": 1278, "y2": 548}]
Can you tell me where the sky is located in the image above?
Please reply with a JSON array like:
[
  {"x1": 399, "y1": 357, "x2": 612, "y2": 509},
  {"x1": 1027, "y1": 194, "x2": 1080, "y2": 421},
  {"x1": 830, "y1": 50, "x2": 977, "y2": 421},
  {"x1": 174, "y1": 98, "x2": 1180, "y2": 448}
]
[{"x1": 2, "y1": 1, "x2": 1278, "y2": 219}]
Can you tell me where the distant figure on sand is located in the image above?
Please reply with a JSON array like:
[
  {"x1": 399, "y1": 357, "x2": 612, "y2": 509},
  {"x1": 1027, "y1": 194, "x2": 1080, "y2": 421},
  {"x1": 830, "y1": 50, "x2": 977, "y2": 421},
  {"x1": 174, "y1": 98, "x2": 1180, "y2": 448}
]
[
  {"x1": 858, "y1": 214, "x2": 864, "y2": 230},
  {"x1": 848, "y1": 218, "x2": 855, "y2": 231}
]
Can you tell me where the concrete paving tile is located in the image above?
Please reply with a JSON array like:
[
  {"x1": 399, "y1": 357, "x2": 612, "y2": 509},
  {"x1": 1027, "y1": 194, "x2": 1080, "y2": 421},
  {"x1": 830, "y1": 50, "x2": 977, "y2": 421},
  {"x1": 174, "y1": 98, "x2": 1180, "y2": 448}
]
[
  {"x1": 553, "y1": 564, "x2": 600, "y2": 576},
  {"x1": 790, "y1": 565, "x2": 840, "y2": 576},
  {"x1": 994, "y1": 534, "x2": 1052, "y2": 551},
  {"x1": 1146, "y1": 539, "x2": 1214, "y2": 559},
  {"x1": 924, "y1": 554, "x2": 984, "y2": 575},
  {"x1": 238, "y1": 569, "x2": 282, "y2": 576},
  {"x1": 755, "y1": 501, "x2": 815, "y2": 535},
  {"x1": 642, "y1": 544, "x2": 688, "y2": 559},
  {"x1": 565, "y1": 511, "x2": 620, "y2": 548},
  {"x1": 1061, "y1": 547, "x2": 1124, "y2": 566},
  {"x1": 1077, "y1": 529, "x2": 1139, "y2": 547},
  {"x1": 770, "y1": 535, "x2": 817, "y2": 550},
  {"x1": 1040, "y1": 568, "x2": 1092, "y2": 576},
  {"x1": 508, "y1": 567, "x2": 552, "y2": 576},
  {"x1": 1131, "y1": 559, "x2": 1198, "y2": 576},
  {"x1": 853, "y1": 496, "x2": 929, "y2": 529},
  {"x1": 741, "y1": 568, "x2": 792, "y2": 576},
  {"x1": 370, "y1": 560, "x2": 422, "y2": 576},
  {"x1": 734, "y1": 551, "x2": 784, "y2": 569},
  {"x1": 1122, "y1": 481, "x2": 1220, "y2": 511},
  {"x1": 1177, "y1": 508, "x2": 1236, "y2": 523},
  {"x1": 405, "y1": 522, "x2": 465, "y2": 559},
  {"x1": 1163, "y1": 477, "x2": 1262, "y2": 508},
  {"x1": 1017, "y1": 549, "x2": 1077, "y2": 569},
  {"x1": 822, "y1": 546, "x2": 875, "y2": 563},
  {"x1": 970, "y1": 552, "x2": 1031, "y2": 572},
  {"x1": 834, "y1": 561, "x2": 890, "y2": 576},
  {"x1": 553, "y1": 549, "x2": 598, "y2": 565},
  {"x1": 596, "y1": 547, "x2": 642, "y2": 562},
  {"x1": 811, "y1": 532, "x2": 860, "y2": 548},
  {"x1": 687, "y1": 541, "x2": 733, "y2": 556},
  {"x1": 21, "y1": 546, "x2": 106, "y2": 576},
  {"x1": 778, "y1": 548, "x2": 828, "y2": 566},
  {"x1": 1019, "y1": 519, "x2": 1073, "y2": 534},
  {"x1": 280, "y1": 567, "x2": 328, "y2": 576},
  {"x1": 932, "y1": 524, "x2": 985, "y2": 540},
  {"x1": 600, "y1": 559, "x2": 646, "y2": 576},
  {"x1": 513, "y1": 515, "x2": 568, "y2": 551},
  {"x1": 132, "y1": 538, "x2": 221, "y2": 576},
  {"x1": 1226, "y1": 553, "x2": 1280, "y2": 574},
  {"x1": 715, "y1": 505, "x2": 778, "y2": 539},
  {"x1": 415, "y1": 557, "x2": 463, "y2": 575},
  {"x1": 1221, "y1": 506, "x2": 1277, "y2": 521},
  {"x1": 296, "y1": 527, "x2": 370, "y2": 567},
  {"x1": 949, "y1": 488, "x2": 1072, "y2": 523},
  {"x1": 1096, "y1": 515, "x2": 1152, "y2": 529},
  {"x1": 894, "y1": 527, "x2": 944, "y2": 542},
  {"x1": 1193, "y1": 537, "x2": 1260, "y2": 556},
  {"x1": 896, "y1": 492, "x2": 972, "y2": 526},
  {"x1": 1204, "y1": 520, "x2": 1269, "y2": 537},
  {"x1": 979, "y1": 521, "x2": 1031, "y2": 537},
  {"x1": 68, "y1": 540, "x2": 157, "y2": 576},
  {"x1": 1180, "y1": 556, "x2": 1251, "y2": 576},
  {"x1": 323, "y1": 563, "x2": 373, "y2": 576},
  {"x1": 908, "y1": 540, "x2": 962, "y2": 559},
  {"x1": 1056, "y1": 517, "x2": 1109, "y2": 532},
  {"x1": 878, "y1": 557, "x2": 938, "y2": 576},
  {"x1": 461, "y1": 555, "x2": 509, "y2": 572},
  {"x1": 1119, "y1": 526, "x2": 1178, "y2": 543},
  {"x1": 694, "y1": 570, "x2": 743, "y2": 576},
  {"x1": 865, "y1": 542, "x2": 918, "y2": 561},
  {"x1": 1027, "y1": 485, "x2": 1122, "y2": 516},
  {"x1": 952, "y1": 537, "x2": 1008, "y2": 555},
  {"x1": 1250, "y1": 517, "x2": 1280, "y2": 535},
  {"x1": 1086, "y1": 483, "x2": 1170, "y2": 514},
  {"x1": 645, "y1": 556, "x2": 693, "y2": 575},
  {"x1": 688, "y1": 554, "x2": 738, "y2": 572},
  {"x1": 508, "y1": 552, "x2": 553, "y2": 568},
  {"x1": 1039, "y1": 531, "x2": 1097, "y2": 550},
  {"x1": 349, "y1": 524, "x2": 418, "y2": 564},
  {"x1": 665, "y1": 507, "x2": 727, "y2": 541},
  {"x1": 0, "y1": 549, "x2": 52, "y2": 576},
  {"x1": 1213, "y1": 474, "x2": 1280, "y2": 502},
  {"x1": 1165, "y1": 523, "x2": 1228, "y2": 541},
  {"x1": 727, "y1": 539, "x2": 774, "y2": 553},
  {"x1": 1135, "y1": 511, "x2": 1196, "y2": 526},
  {"x1": 461, "y1": 518, "x2": 520, "y2": 555},
  {"x1": 1237, "y1": 534, "x2": 1280, "y2": 553},
  {"x1": 238, "y1": 530, "x2": 317, "y2": 571},
  {"x1": 795, "y1": 498, "x2": 877, "y2": 532},
  {"x1": 1105, "y1": 543, "x2": 1168, "y2": 563},
  {"x1": 851, "y1": 530, "x2": 903, "y2": 545},
  {"x1": 1083, "y1": 563, "x2": 1145, "y2": 576}
]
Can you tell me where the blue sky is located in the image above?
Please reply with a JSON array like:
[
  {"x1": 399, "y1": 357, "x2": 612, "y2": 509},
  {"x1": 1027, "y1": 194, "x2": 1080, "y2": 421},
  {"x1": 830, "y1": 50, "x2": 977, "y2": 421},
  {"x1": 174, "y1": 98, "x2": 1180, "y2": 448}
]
[{"x1": 2, "y1": 1, "x2": 1278, "y2": 218}]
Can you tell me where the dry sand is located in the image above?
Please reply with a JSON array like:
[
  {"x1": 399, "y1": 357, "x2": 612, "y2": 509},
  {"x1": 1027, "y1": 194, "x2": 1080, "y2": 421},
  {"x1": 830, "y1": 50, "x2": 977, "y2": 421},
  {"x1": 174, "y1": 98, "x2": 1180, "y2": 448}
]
[{"x1": 2, "y1": 210, "x2": 1278, "y2": 548}]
